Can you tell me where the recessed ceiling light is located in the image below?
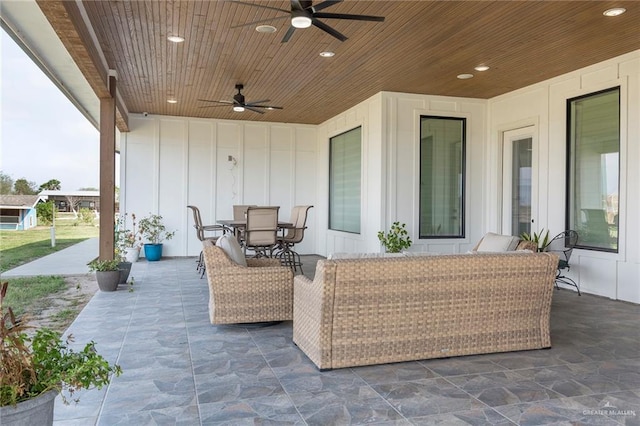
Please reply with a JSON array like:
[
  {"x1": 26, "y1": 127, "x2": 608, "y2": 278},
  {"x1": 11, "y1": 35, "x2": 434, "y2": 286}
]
[
  {"x1": 167, "y1": 99, "x2": 177, "y2": 104},
  {"x1": 603, "y1": 8, "x2": 626, "y2": 17},
  {"x1": 319, "y1": 51, "x2": 335, "y2": 58},
  {"x1": 457, "y1": 73, "x2": 474, "y2": 80},
  {"x1": 256, "y1": 25, "x2": 277, "y2": 33},
  {"x1": 167, "y1": 35, "x2": 185, "y2": 43},
  {"x1": 474, "y1": 65, "x2": 490, "y2": 72}
]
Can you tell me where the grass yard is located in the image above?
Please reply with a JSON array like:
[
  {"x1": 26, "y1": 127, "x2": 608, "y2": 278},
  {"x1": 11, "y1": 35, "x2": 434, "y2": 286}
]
[
  {"x1": 1, "y1": 216, "x2": 101, "y2": 332},
  {"x1": 0, "y1": 220, "x2": 99, "y2": 273},
  {"x1": 1, "y1": 276, "x2": 67, "y2": 317}
]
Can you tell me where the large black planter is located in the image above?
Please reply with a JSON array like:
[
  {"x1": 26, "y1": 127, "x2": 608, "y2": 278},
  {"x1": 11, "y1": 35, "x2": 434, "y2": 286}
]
[{"x1": 119, "y1": 262, "x2": 132, "y2": 284}]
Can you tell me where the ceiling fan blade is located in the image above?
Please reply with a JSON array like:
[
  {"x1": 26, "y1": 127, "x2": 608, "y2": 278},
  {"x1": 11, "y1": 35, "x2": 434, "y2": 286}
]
[
  {"x1": 198, "y1": 99, "x2": 233, "y2": 104},
  {"x1": 247, "y1": 104, "x2": 284, "y2": 110},
  {"x1": 226, "y1": 0, "x2": 289, "y2": 14},
  {"x1": 291, "y1": 0, "x2": 312, "y2": 11},
  {"x1": 311, "y1": 0, "x2": 343, "y2": 12},
  {"x1": 281, "y1": 25, "x2": 296, "y2": 43},
  {"x1": 312, "y1": 19, "x2": 347, "y2": 42},
  {"x1": 198, "y1": 104, "x2": 235, "y2": 108},
  {"x1": 244, "y1": 106, "x2": 265, "y2": 114},
  {"x1": 231, "y1": 15, "x2": 289, "y2": 29},
  {"x1": 246, "y1": 99, "x2": 270, "y2": 105},
  {"x1": 313, "y1": 12, "x2": 385, "y2": 22}
]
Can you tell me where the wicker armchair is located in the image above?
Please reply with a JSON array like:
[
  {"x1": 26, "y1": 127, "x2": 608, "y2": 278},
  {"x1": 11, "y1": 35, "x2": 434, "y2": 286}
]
[{"x1": 202, "y1": 240, "x2": 294, "y2": 324}]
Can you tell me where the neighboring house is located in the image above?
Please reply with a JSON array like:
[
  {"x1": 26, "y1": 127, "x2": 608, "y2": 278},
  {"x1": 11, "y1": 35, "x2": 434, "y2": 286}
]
[
  {"x1": 39, "y1": 190, "x2": 101, "y2": 213},
  {"x1": 0, "y1": 195, "x2": 45, "y2": 230}
]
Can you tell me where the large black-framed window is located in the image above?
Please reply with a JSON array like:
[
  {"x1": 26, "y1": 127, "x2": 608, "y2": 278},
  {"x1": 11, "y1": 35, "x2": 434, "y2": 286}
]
[
  {"x1": 419, "y1": 116, "x2": 465, "y2": 238},
  {"x1": 329, "y1": 126, "x2": 361, "y2": 234},
  {"x1": 567, "y1": 87, "x2": 619, "y2": 252}
]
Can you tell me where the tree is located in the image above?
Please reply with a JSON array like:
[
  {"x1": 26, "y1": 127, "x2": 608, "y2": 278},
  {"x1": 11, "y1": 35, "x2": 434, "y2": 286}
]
[
  {"x1": 36, "y1": 200, "x2": 55, "y2": 225},
  {"x1": 0, "y1": 171, "x2": 13, "y2": 194},
  {"x1": 13, "y1": 178, "x2": 38, "y2": 195},
  {"x1": 65, "y1": 195, "x2": 81, "y2": 217},
  {"x1": 39, "y1": 179, "x2": 61, "y2": 191}
]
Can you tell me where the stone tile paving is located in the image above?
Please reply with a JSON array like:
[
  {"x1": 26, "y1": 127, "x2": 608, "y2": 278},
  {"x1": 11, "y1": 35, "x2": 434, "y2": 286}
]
[{"x1": 53, "y1": 256, "x2": 640, "y2": 425}]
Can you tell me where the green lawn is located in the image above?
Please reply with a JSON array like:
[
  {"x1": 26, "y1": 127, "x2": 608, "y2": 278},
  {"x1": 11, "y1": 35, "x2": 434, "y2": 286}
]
[{"x1": 0, "y1": 220, "x2": 99, "y2": 273}]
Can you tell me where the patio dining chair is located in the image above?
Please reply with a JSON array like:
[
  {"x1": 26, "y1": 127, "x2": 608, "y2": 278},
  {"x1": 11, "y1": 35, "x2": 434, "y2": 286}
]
[
  {"x1": 232, "y1": 204, "x2": 257, "y2": 243},
  {"x1": 187, "y1": 205, "x2": 225, "y2": 277},
  {"x1": 244, "y1": 206, "x2": 279, "y2": 258},
  {"x1": 274, "y1": 205, "x2": 313, "y2": 273},
  {"x1": 544, "y1": 230, "x2": 581, "y2": 295}
]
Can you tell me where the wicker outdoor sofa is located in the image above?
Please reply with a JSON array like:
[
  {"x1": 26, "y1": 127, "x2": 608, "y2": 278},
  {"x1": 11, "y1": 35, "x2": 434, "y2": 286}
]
[
  {"x1": 202, "y1": 240, "x2": 293, "y2": 324},
  {"x1": 293, "y1": 251, "x2": 559, "y2": 370}
]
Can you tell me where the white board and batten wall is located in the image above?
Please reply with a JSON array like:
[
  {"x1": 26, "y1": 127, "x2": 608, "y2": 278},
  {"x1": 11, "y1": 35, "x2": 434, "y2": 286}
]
[
  {"x1": 120, "y1": 117, "x2": 317, "y2": 259},
  {"x1": 488, "y1": 50, "x2": 640, "y2": 303},
  {"x1": 120, "y1": 49, "x2": 639, "y2": 303}
]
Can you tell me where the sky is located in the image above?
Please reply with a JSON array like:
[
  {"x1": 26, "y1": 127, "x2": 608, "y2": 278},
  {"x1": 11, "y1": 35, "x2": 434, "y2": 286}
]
[{"x1": 1, "y1": 29, "x2": 100, "y2": 192}]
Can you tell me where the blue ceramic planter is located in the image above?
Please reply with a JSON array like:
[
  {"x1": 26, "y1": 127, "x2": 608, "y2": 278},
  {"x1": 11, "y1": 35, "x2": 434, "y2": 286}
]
[{"x1": 144, "y1": 243, "x2": 163, "y2": 261}]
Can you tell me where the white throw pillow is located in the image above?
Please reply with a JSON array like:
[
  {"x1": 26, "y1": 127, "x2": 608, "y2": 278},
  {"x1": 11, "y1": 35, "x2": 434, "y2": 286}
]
[
  {"x1": 215, "y1": 234, "x2": 247, "y2": 267},
  {"x1": 476, "y1": 232, "x2": 520, "y2": 252}
]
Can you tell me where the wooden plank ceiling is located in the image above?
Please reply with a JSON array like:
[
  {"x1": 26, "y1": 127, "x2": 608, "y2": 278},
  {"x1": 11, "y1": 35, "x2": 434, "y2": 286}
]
[{"x1": 65, "y1": 1, "x2": 640, "y2": 125}]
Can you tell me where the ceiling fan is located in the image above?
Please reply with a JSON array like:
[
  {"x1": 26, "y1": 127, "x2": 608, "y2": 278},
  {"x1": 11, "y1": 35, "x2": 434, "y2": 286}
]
[
  {"x1": 198, "y1": 84, "x2": 283, "y2": 114},
  {"x1": 229, "y1": 0, "x2": 385, "y2": 42}
]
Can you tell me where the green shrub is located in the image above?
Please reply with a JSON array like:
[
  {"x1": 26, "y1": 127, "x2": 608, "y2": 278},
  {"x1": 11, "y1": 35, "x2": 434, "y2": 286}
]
[
  {"x1": 36, "y1": 201, "x2": 55, "y2": 225},
  {"x1": 78, "y1": 208, "x2": 94, "y2": 225}
]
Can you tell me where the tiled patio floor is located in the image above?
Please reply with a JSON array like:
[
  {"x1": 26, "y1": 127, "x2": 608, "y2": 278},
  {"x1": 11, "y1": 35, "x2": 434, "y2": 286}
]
[{"x1": 54, "y1": 256, "x2": 639, "y2": 425}]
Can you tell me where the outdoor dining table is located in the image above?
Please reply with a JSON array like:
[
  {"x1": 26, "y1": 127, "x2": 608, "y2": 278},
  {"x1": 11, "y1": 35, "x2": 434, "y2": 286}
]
[{"x1": 216, "y1": 219, "x2": 293, "y2": 243}]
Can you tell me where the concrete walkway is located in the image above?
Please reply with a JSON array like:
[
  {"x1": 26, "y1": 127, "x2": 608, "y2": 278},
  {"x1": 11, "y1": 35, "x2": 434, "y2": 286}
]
[{"x1": 1, "y1": 238, "x2": 99, "y2": 277}]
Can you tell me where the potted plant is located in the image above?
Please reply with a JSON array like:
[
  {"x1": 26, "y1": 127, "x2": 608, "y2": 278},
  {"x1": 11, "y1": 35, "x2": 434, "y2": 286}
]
[
  {"x1": 115, "y1": 213, "x2": 142, "y2": 263},
  {"x1": 138, "y1": 213, "x2": 176, "y2": 261},
  {"x1": 0, "y1": 282, "x2": 122, "y2": 425},
  {"x1": 377, "y1": 221, "x2": 412, "y2": 253},
  {"x1": 520, "y1": 228, "x2": 550, "y2": 252},
  {"x1": 87, "y1": 258, "x2": 121, "y2": 292},
  {"x1": 114, "y1": 213, "x2": 141, "y2": 283}
]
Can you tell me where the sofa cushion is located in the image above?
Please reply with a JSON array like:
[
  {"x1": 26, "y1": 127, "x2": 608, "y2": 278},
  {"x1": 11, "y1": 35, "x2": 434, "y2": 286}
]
[
  {"x1": 215, "y1": 234, "x2": 247, "y2": 267},
  {"x1": 476, "y1": 232, "x2": 520, "y2": 252}
]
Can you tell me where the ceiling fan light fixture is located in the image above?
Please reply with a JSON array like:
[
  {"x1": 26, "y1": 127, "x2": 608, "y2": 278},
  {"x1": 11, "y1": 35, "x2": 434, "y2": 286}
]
[
  {"x1": 233, "y1": 106, "x2": 245, "y2": 112},
  {"x1": 291, "y1": 11, "x2": 312, "y2": 28},
  {"x1": 603, "y1": 8, "x2": 625, "y2": 17},
  {"x1": 167, "y1": 35, "x2": 185, "y2": 43}
]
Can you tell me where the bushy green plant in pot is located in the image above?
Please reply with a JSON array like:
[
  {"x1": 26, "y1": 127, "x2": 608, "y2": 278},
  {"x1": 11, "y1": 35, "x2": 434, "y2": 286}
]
[
  {"x1": 0, "y1": 282, "x2": 122, "y2": 426},
  {"x1": 377, "y1": 222, "x2": 412, "y2": 253},
  {"x1": 138, "y1": 213, "x2": 176, "y2": 261},
  {"x1": 87, "y1": 258, "x2": 121, "y2": 292}
]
